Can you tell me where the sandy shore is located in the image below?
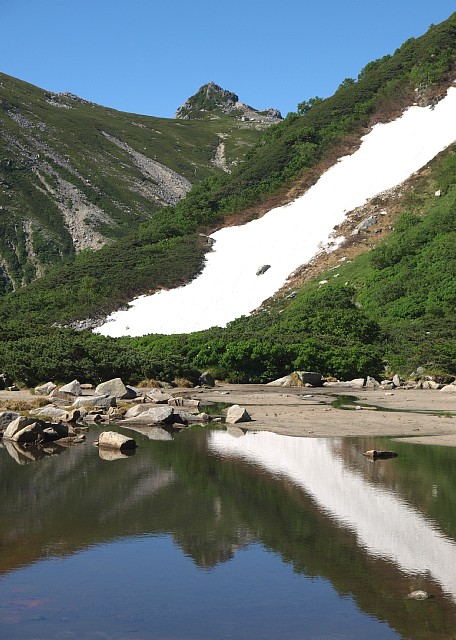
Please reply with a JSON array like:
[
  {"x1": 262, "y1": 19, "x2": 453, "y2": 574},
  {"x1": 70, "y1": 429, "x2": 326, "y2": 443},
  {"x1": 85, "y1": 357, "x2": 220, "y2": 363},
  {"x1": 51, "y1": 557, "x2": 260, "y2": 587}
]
[
  {"x1": 1, "y1": 384, "x2": 455, "y2": 446},
  {"x1": 196, "y1": 384, "x2": 456, "y2": 446}
]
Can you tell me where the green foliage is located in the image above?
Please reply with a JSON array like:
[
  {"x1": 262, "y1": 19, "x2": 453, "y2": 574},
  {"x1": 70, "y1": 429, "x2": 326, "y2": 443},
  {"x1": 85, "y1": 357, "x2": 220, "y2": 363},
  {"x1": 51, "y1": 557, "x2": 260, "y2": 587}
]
[{"x1": 1, "y1": 16, "x2": 456, "y2": 385}]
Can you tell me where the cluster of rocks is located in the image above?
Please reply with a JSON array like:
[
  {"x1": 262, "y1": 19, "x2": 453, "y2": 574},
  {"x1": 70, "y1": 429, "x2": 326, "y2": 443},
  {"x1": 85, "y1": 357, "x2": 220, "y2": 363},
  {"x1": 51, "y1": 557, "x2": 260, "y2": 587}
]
[
  {"x1": 267, "y1": 371, "x2": 456, "y2": 392},
  {"x1": 0, "y1": 375, "x2": 252, "y2": 453}
]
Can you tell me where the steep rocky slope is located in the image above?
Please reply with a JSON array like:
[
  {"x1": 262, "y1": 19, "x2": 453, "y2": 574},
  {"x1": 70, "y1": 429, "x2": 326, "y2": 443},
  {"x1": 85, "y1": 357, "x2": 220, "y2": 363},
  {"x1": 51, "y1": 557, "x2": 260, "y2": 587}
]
[{"x1": 0, "y1": 75, "x2": 275, "y2": 292}]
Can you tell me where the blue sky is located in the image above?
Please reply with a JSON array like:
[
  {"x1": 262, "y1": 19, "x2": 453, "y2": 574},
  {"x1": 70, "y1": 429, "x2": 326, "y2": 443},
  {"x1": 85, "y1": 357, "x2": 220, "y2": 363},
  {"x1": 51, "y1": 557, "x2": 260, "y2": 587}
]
[{"x1": 1, "y1": 1, "x2": 455, "y2": 118}]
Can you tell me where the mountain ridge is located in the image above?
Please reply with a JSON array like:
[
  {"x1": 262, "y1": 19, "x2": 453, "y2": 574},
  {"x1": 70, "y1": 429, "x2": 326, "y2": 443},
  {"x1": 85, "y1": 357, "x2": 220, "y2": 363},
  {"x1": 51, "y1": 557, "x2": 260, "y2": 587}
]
[{"x1": 0, "y1": 74, "x2": 271, "y2": 291}]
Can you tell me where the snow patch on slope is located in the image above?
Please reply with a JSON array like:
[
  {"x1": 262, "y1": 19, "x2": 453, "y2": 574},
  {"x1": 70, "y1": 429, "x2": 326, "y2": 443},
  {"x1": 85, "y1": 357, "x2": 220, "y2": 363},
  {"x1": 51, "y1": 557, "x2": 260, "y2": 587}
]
[{"x1": 96, "y1": 87, "x2": 456, "y2": 337}]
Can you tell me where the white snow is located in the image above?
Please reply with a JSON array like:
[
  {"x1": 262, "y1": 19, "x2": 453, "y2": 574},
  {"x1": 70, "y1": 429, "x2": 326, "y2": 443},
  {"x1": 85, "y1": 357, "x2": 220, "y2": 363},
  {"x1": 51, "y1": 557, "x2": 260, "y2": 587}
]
[
  {"x1": 209, "y1": 431, "x2": 456, "y2": 601},
  {"x1": 96, "y1": 87, "x2": 456, "y2": 337}
]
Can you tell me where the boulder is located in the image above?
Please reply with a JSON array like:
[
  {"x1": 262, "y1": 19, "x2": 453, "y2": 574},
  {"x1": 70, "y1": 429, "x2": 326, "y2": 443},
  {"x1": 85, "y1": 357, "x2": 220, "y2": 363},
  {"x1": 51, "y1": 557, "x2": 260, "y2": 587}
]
[
  {"x1": 256, "y1": 264, "x2": 271, "y2": 276},
  {"x1": 441, "y1": 383, "x2": 456, "y2": 394},
  {"x1": 173, "y1": 410, "x2": 210, "y2": 424},
  {"x1": 226, "y1": 405, "x2": 251, "y2": 424},
  {"x1": 268, "y1": 371, "x2": 323, "y2": 387},
  {"x1": 392, "y1": 374, "x2": 403, "y2": 388},
  {"x1": 30, "y1": 405, "x2": 70, "y2": 422},
  {"x1": 59, "y1": 380, "x2": 82, "y2": 396},
  {"x1": 421, "y1": 380, "x2": 442, "y2": 389},
  {"x1": 35, "y1": 381, "x2": 57, "y2": 395},
  {"x1": 124, "y1": 403, "x2": 157, "y2": 418},
  {"x1": 72, "y1": 395, "x2": 117, "y2": 408},
  {"x1": 97, "y1": 431, "x2": 137, "y2": 450},
  {"x1": 199, "y1": 372, "x2": 215, "y2": 387},
  {"x1": 168, "y1": 397, "x2": 200, "y2": 409},
  {"x1": 9, "y1": 421, "x2": 44, "y2": 443},
  {"x1": 3, "y1": 416, "x2": 39, "y2": 441},
  {"x1": 267, "y1": 375, "x2": 293, "y2": 387},
  {"x1": 365, "y1": 376, "x2": 380, "y2": 389},
  {"x1": 95, "y1": 378, "x2": 136, "y2": 399},
  {"x1": 296, "y1": 372, "x2": 323, "y2": 387},
  {"x1": 350, "y1": 378, "x2": 366, "y2": 389},
  {"x1": 0, "y1": 411, "x2": 20, "y2": 431},
  {"x1": 42, "y1": 422, "x2": 76, "y2": 441},
  {"x1": 146, "y1": 389, "x2": 172, "y2": 404},
  {"x1": 123, "y1": 405, "x2": 175, "y2": 424}
]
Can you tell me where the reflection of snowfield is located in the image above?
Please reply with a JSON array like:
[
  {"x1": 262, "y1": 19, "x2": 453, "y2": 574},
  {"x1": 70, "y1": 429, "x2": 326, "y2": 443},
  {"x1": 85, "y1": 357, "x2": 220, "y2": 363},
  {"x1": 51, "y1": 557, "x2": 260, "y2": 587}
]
[
  {"x1": 209, "y1": 431, "x2": 456, "y2": 601},
  {"x1": 96, "y1": 87, "x2": 456, "y2": 337}
]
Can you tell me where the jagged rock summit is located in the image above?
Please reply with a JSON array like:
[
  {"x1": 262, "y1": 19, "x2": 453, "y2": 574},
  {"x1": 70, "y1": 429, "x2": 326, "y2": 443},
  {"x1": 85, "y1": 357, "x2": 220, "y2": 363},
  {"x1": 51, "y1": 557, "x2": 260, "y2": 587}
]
[{"x1": 175, "y1": 81, "x2": 282, "y2": 124}]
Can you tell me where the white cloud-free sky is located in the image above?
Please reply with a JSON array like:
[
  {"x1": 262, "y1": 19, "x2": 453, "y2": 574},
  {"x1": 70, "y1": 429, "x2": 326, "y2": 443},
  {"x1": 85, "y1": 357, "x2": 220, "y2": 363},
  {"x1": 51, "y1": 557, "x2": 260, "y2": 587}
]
[{"x1": 1, "y1": 1, "x2": 455, "y2": 118}]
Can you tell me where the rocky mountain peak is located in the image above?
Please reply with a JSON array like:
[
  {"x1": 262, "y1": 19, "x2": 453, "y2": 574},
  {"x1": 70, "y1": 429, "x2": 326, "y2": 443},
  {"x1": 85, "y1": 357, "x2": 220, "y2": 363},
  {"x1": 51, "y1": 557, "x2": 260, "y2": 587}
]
[{"x1": 175, "y1": 82, "x2": 282, "y2": 124}]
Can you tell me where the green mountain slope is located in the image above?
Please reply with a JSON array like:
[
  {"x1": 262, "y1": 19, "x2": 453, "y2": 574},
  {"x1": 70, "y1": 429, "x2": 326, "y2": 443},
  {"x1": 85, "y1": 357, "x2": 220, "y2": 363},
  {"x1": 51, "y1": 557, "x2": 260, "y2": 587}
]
[
  {"x1": 0, "y1": 14, "x2": 455, "y2": 384},
  {"x1": 0, "y1": 75, "x2": 272, "y2": 292}
]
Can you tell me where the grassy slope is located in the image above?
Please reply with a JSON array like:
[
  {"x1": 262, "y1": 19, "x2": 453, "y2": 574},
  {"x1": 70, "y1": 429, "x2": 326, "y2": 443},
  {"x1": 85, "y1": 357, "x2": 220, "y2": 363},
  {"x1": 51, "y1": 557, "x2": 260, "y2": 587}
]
[{"x1": 0, "y1": 73, "x2": 263, "y2": 291}]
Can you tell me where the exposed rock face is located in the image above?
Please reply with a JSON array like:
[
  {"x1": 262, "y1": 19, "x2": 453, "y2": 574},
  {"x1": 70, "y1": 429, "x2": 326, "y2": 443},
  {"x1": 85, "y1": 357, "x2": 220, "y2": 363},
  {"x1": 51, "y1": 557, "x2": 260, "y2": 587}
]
[
  {"x1": 101, "y1": 132, "x2": 192, "y2": 206},
  {"x1": 175, "y1": 82, "x2": 282, "y2": 124}
]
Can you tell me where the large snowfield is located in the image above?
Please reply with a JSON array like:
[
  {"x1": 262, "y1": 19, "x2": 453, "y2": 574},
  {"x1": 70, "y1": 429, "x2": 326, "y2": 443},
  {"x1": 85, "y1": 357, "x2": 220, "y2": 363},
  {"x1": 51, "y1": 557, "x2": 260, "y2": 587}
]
[{"x1": 96, "y1": 87, "x2": 456, "y2": 337}]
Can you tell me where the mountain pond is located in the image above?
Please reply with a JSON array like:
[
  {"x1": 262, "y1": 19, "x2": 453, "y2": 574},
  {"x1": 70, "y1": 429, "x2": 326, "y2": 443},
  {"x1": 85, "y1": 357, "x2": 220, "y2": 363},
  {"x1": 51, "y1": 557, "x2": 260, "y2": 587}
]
[{"x1": 1, "y1": 423, "x2": 456, "y2": 639}]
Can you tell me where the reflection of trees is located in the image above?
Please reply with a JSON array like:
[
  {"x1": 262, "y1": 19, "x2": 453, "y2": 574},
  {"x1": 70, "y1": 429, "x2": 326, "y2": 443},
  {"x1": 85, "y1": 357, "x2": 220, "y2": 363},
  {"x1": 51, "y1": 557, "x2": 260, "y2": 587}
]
[{"x1": 1, "y1": 426, "x2": 456, "y2": 638}]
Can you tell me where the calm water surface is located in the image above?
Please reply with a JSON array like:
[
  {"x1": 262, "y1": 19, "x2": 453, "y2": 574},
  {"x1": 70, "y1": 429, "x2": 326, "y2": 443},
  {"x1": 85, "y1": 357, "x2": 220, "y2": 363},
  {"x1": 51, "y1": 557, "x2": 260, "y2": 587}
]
[{"x1": 1, "y1": 424, "x2": 456, "y2": 640}]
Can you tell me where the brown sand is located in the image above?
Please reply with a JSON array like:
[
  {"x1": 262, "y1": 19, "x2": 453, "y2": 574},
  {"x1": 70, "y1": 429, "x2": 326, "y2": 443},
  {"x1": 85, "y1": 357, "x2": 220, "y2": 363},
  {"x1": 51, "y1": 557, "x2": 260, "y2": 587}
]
[{"x1": 196, "y1": 384, "x2": 456, "y2": 446}]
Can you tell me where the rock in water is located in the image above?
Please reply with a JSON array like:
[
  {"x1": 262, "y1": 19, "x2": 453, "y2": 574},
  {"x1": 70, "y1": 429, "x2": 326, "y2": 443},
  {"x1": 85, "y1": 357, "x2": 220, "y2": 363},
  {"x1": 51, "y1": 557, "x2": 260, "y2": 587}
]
[{"x1": 97, "y1": 431, "x2": 137, "y2": 450}]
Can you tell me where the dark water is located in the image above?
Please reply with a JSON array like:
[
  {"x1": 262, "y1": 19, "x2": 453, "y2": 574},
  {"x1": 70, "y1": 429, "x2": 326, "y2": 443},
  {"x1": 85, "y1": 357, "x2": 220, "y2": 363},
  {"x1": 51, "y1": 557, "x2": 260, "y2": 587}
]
[{"x1": 1, "y1": 424, "x2": 456, "y2": 640}]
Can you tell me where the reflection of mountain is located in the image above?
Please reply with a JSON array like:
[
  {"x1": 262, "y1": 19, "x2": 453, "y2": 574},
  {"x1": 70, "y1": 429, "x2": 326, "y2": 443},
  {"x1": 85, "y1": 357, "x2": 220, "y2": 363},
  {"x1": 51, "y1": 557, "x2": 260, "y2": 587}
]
[
  {"x1": 209, "y1": 432, "x2": 456, "y2": 602},
  {"x1": 2, "y1": 427, "x2": 456, "y2": 637},
  {"x1": 0, "y1": 428, "x2": 250, "y2": 575}
]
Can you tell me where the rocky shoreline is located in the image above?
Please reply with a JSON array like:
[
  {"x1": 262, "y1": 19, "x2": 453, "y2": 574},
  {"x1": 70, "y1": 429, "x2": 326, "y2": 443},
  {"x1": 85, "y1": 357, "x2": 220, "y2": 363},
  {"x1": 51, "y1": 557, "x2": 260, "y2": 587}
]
[{"x1": 1, "y1": 375, "x2": 455, "y2": 449}]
